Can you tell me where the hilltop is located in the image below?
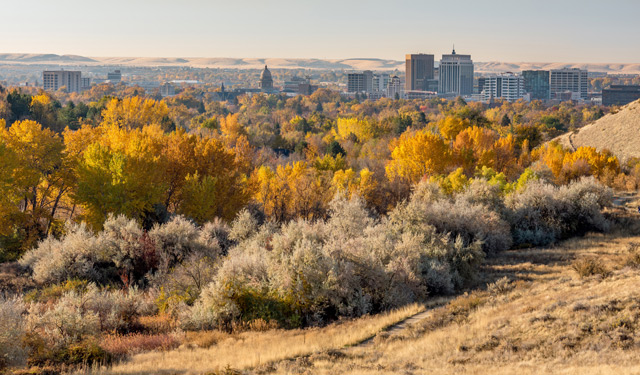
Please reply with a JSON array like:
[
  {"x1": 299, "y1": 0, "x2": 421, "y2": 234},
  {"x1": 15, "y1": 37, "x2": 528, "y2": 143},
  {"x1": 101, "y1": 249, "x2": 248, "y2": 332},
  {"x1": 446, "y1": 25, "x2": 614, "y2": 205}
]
[
  {"x1": 2, "y1": 53, "x2": 640, "y2": 73},
  {"x1": 555, "y1": 100, "x2": 640, "y2": 160}
]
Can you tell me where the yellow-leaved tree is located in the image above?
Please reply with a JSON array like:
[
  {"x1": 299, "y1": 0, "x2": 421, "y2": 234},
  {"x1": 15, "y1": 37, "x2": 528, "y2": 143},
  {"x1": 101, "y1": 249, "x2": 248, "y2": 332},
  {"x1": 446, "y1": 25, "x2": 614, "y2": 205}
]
[
  {"x1": 452, "y1": 126, "x2": 499, "y2": 174},
  {"x1": 386, "y1": 129, "x2": 451, "y2": 184},
  {"x1": 332, "y1": 168, "x2": 376, "y2": 204},
  {"x1": 251, "y1": 162, "x2": 332, "y2": 221},
  {"x1": 165, "y1": 129, "x2": 251, "y2": 223},
  {"x1": 70, "y1": 123, "x2": 251, "y2": 228},
  {"x1": 101, "y1": 96, "x2": 173, "y2": 131},
  {"x1": 0, "y1": 125, "x2": 19, "y2": 236},
  {"x1": 333, "y1": 117, "x2": 379, "y2": 142},
  {"x1": 72, "y1": 124, "x2": 167, "y2": 228},
  {"x1": 438, "y1": 116, "x2": 471, "y2": 142},
  {"x1": 0, "y1": 120, "x2": 67, "y2": 245}
]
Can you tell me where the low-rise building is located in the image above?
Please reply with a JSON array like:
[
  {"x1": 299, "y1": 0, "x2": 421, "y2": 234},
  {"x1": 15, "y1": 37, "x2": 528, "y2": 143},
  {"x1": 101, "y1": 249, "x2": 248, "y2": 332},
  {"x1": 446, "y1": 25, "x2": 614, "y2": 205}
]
[
  {"x1": 43, "y1": 70, "x2": 82, "y2": 92},
  {"x1": 550, "y1": 68, "x2": 588, "y2": 100},
  {"x1": 480, "y1": 73, "x2": 525, "y2": 102},
  {"x1": 602, "y1": 85, "x2": 640, "y2": 106}
]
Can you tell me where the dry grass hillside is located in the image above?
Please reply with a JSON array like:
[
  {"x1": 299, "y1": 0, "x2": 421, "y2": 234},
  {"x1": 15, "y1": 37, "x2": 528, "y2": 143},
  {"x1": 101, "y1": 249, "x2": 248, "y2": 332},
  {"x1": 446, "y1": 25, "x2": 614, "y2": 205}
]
[
  {"x1": 556, "y1": 100, "x2": 640, "y2": 160},
  {"x1": 76, "y1": 199, "x2": 640, "y2": 375}
]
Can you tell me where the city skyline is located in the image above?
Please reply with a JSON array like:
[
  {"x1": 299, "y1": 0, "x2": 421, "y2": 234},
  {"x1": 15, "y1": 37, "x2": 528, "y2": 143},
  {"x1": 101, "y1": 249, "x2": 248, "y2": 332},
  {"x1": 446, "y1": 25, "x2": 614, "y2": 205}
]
[{"x1": 1, "y1": 0, "x2": 639, "y2": 63}]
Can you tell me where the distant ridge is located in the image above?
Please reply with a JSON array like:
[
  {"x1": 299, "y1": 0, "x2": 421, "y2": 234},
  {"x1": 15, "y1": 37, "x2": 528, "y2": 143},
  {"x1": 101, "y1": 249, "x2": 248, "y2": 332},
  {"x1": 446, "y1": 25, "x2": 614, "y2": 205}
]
[
  {"x1": 554, "y1": 100, "x2": 640, "y2": 160},
  {"x1": 0, "y1": 53, "x2": 639, "y2": 73}
]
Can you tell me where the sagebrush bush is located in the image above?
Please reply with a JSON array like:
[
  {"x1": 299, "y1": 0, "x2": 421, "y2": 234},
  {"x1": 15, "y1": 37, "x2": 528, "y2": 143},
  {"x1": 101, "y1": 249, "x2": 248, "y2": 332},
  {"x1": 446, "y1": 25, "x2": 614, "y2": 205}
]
[
  {"x1": 83, "y1": 284, "x2": 154, "y2": 333},
  {"x1": 19, "y1": 222, "x2": 113, "y2": 284},
  {"x1": 405, "y1": 193, "x2": 511, "y2": 254},
  {"x1": 26, "y1": 284, "x2": 155, "y2": 354},
  {"x1": 20, "y1": 214, "x2": 225, "y2": 287},
  {"x1": 506, "y1": 177, "x2": 612, "y2": 247},
  {"x1": 228, "y1": 209, "x2": 259, "y2": 243},
  {"x1": 182, "y1": 195, "x2": 486, "y2": 330},
  {"x1": 149, "y1": 215, "x2": 208, "y2": 272},
  {"x1": 626, "y1": 242, "x2": 640, "y2": 268},
  {"x1": 0, "y1": 297, "x2": 27, "y2": 369},
  {"x1": 27, "y1": 292, "x2": 101, "y2": 347}
]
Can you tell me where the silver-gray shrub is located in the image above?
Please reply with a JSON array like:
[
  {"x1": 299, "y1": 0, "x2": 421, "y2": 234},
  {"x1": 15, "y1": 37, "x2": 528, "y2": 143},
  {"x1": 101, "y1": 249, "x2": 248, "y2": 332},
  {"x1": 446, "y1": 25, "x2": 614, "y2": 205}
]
[
  {"x1": 183, "y1": 195, "x2": 486, "y2": 329},
  {"x1": 20, "y1": 222, "x2": 113, "y2": 284},
  {"x1": 228, "y1": 208, "x2": 259, "y2": 243},
  {"x1": 0, "y1": 297, "x2": 27, "y2": 368},
  {"x1": 456, "y1": 179, "x2": 505, "y2": 213},
  {"x1": 26, "y1": 285, "x2": 154, "y2": 346},
  {"x1": 149, "y1": 215, "x2": 209, "y2": 272},
  {"x1": 505, "y1": 177, "x2": 612, "y2": 246},
  {"x1": 199, "y1": 218, "x2": 233, "y2": 255},
  {"x1": 407, "y1": 181, "x2": 512, "y2": 254}
]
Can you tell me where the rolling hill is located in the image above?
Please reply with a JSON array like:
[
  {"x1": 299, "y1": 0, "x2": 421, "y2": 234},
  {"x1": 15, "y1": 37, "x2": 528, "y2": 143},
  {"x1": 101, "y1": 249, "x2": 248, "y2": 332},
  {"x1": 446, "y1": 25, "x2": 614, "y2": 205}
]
[
  {"x1": 555, "y1": 100, "x2": 640, "y2": 160},
  {"x1": 1, "y1": 53, "x2": 640, "y2": 73}
]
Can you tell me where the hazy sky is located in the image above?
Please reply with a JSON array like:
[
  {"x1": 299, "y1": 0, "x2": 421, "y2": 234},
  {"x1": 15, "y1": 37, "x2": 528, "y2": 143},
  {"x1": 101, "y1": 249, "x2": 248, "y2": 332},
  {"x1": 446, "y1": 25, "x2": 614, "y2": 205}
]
[{"x1": 2, "y1": 0, "x2": 639, "y2": 62}]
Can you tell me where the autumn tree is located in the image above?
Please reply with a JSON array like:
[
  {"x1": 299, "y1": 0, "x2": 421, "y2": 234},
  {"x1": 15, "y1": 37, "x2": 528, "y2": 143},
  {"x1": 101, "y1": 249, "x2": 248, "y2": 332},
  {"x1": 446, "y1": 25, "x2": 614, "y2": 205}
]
[
  {"x1": 386, "y1": 129, "x2": 451, "y2": 183},
  {"x1": 101, "y1": 96, "x2": 173, "y2": 131},
  {"x1": 0, "y1": 120, "x2": 67, "y2": 246},
  {"x1": 72, "y1": 124, "x2": 167, "y2": 229},
  {"x1": 251, "y1": 162, "x2": 333, "y2": 221}
]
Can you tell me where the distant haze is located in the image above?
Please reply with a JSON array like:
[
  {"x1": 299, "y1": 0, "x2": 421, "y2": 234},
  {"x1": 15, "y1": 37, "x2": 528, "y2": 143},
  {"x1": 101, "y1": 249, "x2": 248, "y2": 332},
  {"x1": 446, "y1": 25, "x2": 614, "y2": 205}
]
[
  {"x1": 1, "y1": 54, "x2": 640, "y2": 74},
  {"x1": 1, "y1": 0, "x2": 639, "y2": 63}
]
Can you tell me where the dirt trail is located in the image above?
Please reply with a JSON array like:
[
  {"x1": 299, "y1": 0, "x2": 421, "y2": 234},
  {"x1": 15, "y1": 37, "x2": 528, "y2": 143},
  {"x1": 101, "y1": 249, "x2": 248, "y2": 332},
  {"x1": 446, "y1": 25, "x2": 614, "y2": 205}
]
[
  {"x1": 612, "y1": 193, "x2": 638, "y2": 211},
  {"x1": 356, "y1": 297, "x2": 451, "y2": 347}
]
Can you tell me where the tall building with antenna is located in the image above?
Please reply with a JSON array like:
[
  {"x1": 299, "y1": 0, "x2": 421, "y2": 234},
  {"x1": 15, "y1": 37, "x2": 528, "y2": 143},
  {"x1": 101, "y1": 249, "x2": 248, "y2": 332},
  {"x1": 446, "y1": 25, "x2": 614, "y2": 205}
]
[{"x1": 438, "y1": 46, "x2": 474, "y2": 97}]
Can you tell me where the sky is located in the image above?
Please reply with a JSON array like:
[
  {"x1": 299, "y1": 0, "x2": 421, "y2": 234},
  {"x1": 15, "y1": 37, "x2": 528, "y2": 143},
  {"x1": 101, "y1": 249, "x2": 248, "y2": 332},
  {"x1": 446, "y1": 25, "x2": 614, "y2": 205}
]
[{"x1": 1, "y1": 0, "x2": 639, "y2": 63}]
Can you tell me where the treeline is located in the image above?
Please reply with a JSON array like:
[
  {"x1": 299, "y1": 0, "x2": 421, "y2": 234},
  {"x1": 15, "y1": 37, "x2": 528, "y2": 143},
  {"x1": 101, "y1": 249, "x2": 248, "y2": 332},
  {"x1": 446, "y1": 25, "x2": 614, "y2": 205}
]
[{"x1": 1, "y1": 87, "x2": 639, "y2": 259}]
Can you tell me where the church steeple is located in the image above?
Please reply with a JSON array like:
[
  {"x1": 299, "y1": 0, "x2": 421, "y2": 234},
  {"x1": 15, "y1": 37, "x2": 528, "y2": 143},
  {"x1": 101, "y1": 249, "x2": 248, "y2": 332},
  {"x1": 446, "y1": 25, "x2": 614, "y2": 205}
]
[{"x1": 452, "y1": 44, "x2": 456, "y2": 55}]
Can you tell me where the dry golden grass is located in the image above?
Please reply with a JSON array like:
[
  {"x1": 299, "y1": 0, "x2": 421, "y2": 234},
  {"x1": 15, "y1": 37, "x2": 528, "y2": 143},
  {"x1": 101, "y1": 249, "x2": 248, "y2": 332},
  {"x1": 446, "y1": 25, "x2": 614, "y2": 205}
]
[
  {"x1": 555, "y1": 100, "x2": 640, "y2": 160},
  {"x1": 79, "y1": 303, "x2": 424, "y2": 375},
  {"x1": 79, "y1": 207, "x2": 640, "y2": 375},
  {"x1": 264, "y1": 227, "x2": 640, "y2": 375}
]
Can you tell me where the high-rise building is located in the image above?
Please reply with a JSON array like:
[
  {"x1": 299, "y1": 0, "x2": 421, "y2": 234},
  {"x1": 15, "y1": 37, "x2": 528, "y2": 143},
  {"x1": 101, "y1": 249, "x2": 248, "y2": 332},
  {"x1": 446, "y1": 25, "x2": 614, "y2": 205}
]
[
  {"x1": 481, "y1": 73, "x2": 525, "y2": 102},
  {"x1": 347, "y1": 70, "x2": 373, "y2": 93},
  {"x1": 550, "y1": 68, "x2": 588, "y2": 100},
  {"x1": 602, "y1": 85, "x2": 640, "y2": 106},
  {"x1": 259, "y1": 65, "x2": 274, "y2": 91},
  {"x1": 522, "y1": 70, "x2": 550, "y2": 100},
  {"x1": 438, "y1": 48, "x2": 474, "y2": 97},
  {"x1": 405, "y1": 54, "x2": 434, "y2": 92},
  {"x1": 42, "y1": 70, "x2": 82, "y2": 93},
  {"x1": 387, "y1": 75, "x2": 403, "y2": 99}
]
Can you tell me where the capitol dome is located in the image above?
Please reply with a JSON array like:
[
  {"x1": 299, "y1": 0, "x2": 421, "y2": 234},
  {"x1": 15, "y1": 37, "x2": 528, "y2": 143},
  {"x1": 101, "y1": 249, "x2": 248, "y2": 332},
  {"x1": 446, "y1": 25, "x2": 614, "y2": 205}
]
[{"x1": 259, "y1": 65, "x2": 274, "y2": 90}]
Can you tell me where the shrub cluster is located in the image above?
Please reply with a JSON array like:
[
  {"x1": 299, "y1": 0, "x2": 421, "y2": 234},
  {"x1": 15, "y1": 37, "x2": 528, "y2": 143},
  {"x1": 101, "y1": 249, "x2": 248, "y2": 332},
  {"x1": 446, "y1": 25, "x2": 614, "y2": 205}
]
[
  {"x1": 505, "y1": 177, "x2": 612, "y2": 247},
  {"x1": 0, "y1": 297, "x2": 27, "y2": 370},
  {"x1": 17, "y1": 177, "x2": 612, "y2": 333},
  {"x1": 20, "y1": 215, "x2": 229, "y2": 286},
  {"x1": 182, "y1": 195, "x2": 485, "y2": 330},
  {"x1": 23, "y1": 284, "x2": 156, "y2": 367}
]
